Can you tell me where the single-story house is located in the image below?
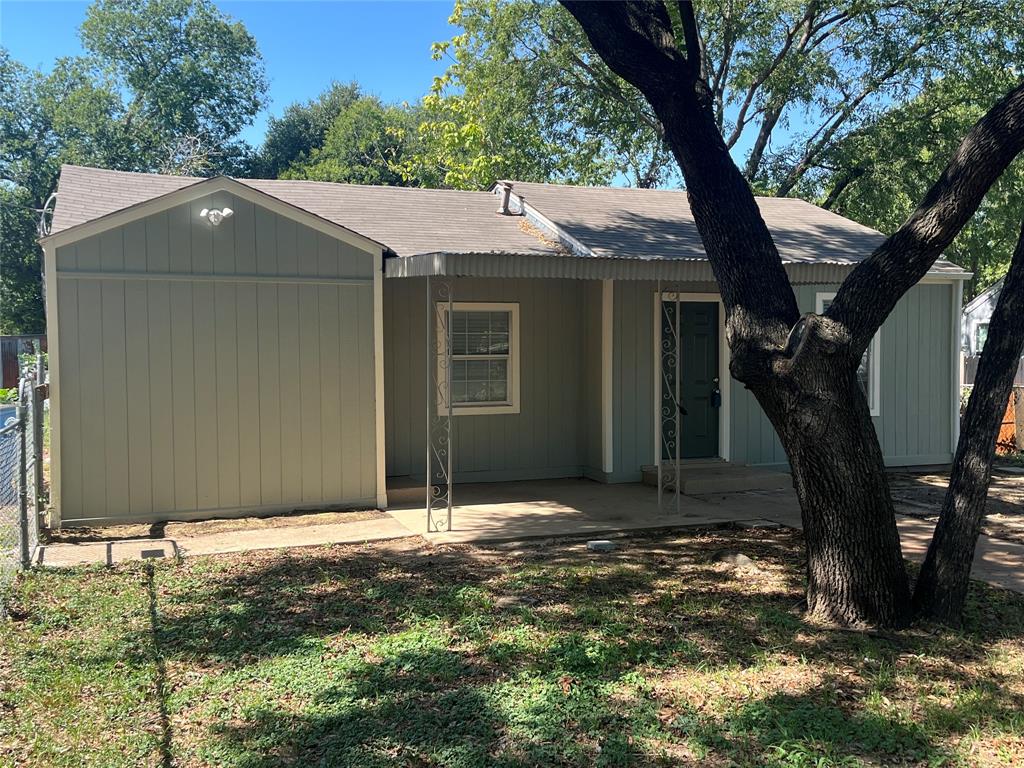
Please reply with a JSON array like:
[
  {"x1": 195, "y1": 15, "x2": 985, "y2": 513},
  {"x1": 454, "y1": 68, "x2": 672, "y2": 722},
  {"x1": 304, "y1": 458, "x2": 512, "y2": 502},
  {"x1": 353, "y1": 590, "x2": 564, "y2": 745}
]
[
  {"x1": 961, "y1": 279, "x2": 1024, "y2": 387},
  {"x1": 41, "y1": 165, "x2": 969, "y2": 527}
]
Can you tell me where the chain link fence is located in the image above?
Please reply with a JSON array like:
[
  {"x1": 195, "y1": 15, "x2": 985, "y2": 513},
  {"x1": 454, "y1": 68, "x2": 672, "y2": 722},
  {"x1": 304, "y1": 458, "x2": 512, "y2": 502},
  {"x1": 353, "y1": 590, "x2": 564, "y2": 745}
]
[{"x1": 1, "y1": 357, "x2": 47, "y2": 617}]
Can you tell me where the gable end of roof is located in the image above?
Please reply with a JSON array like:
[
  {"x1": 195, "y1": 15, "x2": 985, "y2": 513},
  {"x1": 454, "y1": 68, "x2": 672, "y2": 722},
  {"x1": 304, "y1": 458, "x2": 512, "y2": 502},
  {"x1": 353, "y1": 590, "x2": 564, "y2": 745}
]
[{"x1": 43, "y1": 169, "x2": 386, "y2": 255}]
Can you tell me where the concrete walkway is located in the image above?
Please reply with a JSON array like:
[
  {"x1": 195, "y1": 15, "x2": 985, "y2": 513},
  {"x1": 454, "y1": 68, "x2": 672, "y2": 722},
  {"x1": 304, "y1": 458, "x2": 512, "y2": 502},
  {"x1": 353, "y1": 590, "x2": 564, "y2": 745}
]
[
  {"x1": 34, "y1": 478, "x2": 1024, "y2": 595},
  {"x1": 36, "y1": 515, "x2": 413, "y2": 567},
  {"x1": 695, "y1": 487, "x2": 1024, "y2": 594}
]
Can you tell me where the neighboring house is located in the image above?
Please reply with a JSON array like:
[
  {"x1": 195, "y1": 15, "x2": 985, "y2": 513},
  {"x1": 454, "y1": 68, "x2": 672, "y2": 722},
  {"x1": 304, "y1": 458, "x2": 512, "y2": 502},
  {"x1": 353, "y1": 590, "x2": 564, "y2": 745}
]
[
  {"x1": 961, "y1": 279, "x2": 1024, "y2": 387},
  {"x1": 962, "y1": 279, "x2": 1001, "y2": 356},
  {"x1": 1, "y1": 335, "x2": 47, "y2": 389},
  {"x1": 40, "y1": 165, "x2": 969, "y2": 527}
]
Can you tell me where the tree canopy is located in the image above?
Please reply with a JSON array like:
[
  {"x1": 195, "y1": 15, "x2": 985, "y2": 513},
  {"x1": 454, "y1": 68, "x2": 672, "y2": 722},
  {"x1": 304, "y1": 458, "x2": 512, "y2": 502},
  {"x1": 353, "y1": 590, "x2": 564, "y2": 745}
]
[
  {"x1": 413, "y1": 0, "x2": 1023, "y2": 292},
  {"x1": 807, "y1": 66, "x2": 1024, "y2": 298},
  {"x1": 280, "y1": 96, "x2": 421, "y2": 187},
  {"x1": 1, "y1": 0, "x2": 266, "y2": 205},
  {"x1": 0, "y1": 0, "x2": 267, "y2": 333},
  {"x1": 254, "y1": 81, "x2": 363, "y2": 178}
]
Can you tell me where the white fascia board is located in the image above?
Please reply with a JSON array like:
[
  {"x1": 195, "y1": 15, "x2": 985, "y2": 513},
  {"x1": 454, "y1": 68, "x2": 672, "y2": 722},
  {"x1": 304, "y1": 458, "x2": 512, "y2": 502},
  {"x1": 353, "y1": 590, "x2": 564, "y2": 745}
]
[
  {"x1": 41, "y1": 176, "x2": 385, "y2": 256},
  {"x1": 41, "y1": 242, "x2": 61, "y2": 528}
]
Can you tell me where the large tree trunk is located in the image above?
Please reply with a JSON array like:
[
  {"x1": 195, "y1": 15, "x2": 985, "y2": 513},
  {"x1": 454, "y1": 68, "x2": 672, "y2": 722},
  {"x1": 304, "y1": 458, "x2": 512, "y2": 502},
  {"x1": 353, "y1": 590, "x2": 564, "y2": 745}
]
[
  {"x1": 747, "y1": 314, "x2": 912, "y2": 627},
  {"x1": 913, "y1": 223, "x2": 1024, "y2": 624},
  {"x1": 559, "y1": 1, "x2": 1024, "y2": 628},
  {"x1": 757, "y1": 387, "x2": 912, "y2": 627}
]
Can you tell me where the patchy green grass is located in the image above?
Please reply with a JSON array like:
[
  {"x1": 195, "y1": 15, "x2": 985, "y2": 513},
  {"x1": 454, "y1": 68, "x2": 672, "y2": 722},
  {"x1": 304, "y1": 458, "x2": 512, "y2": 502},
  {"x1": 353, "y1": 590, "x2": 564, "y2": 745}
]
[{"x1": 2, "y1": 529, "x2": 1023, "y2": 767}]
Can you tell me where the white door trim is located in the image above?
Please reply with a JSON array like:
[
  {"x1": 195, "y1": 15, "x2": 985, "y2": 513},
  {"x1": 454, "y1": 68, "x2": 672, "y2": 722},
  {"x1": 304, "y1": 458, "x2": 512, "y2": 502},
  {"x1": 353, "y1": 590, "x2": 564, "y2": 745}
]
[{"x1": 652, "y1": 291, "x2": 730, "y2": 462}]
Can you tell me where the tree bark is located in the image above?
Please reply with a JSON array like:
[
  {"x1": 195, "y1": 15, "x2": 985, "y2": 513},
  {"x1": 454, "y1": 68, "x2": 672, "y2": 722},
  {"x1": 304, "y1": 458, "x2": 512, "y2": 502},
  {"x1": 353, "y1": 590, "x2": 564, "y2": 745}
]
[
  {"x1": 560, "y1": 0, "x2": 1024, "y2": 628},
  {"x1": 756, "y1": 317, "x2": 913, "y2": 626},
  {"x1": 913, "y1": 222, "x2": 1024, "y2": 624}
]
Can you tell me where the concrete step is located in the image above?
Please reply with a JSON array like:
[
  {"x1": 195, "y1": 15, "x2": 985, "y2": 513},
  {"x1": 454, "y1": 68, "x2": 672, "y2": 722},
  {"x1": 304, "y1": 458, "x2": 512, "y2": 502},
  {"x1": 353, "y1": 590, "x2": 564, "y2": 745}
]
[{"x1": 641, "y1": 461, "x2": 790, "y2": 494}]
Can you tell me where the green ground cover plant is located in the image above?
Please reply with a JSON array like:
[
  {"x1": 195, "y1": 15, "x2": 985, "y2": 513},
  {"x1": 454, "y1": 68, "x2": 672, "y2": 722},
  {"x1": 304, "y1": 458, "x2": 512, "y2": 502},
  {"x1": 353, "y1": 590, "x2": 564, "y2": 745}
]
[{"x1": 2, "y1": 528, "x2": 1022, "y2": 767}]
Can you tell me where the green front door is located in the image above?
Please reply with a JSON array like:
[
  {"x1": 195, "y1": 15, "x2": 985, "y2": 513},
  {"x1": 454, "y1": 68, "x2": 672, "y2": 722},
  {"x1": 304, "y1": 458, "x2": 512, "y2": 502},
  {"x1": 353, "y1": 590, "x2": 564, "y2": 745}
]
[{"x1": 661, "y1": 301, "x2": 720, "y2": 459}]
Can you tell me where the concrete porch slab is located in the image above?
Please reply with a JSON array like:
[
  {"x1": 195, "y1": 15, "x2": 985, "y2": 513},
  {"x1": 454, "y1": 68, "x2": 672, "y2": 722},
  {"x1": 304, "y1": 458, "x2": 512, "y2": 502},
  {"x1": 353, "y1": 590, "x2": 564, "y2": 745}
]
[
  {"x1": 387, "y1": 478, "x2": 767, "y2": 544},
  {"x1": 33, "y1": 478, "x2": 1023, "y2": 597},
  {"x1": 641, "y1": 459, "x2": 792, "y2": 494}
]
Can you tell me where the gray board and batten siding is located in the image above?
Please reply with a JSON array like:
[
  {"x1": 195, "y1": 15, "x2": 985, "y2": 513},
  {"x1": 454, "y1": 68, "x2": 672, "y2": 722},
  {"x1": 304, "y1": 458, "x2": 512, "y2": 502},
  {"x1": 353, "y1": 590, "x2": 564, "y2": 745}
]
[
  {"x1": 611, "y1": 281, "x2": 954, "y2": 481},
  {"x1": 52, "y1": 191, "x2": 379, "y2": 525},
  {"x1": 384, "y1": 277, "x2": 606, "y2": 483},
  {"x1": 386, "y1": 277, "x2": 954, "y2": 485}
]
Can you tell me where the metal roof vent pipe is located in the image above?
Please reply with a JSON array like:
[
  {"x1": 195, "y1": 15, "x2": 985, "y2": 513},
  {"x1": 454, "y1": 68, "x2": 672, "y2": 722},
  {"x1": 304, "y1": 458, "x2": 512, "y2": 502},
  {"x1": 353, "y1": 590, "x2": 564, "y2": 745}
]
[{"x1": 497, "y1": 181, "x2": 514, "y2": 215}]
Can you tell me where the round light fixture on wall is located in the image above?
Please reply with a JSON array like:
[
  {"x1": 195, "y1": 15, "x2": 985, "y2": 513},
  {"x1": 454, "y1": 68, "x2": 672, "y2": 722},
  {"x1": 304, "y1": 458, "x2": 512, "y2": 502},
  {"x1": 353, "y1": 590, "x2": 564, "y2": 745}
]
[{"x1": 200, "y1": 207, "x2": 233, "y2": 226}]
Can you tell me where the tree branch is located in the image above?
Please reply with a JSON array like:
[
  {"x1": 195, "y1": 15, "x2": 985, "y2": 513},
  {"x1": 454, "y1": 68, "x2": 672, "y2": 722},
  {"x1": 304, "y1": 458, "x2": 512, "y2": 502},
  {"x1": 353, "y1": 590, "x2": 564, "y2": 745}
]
[
  {"x1": 827, "y1": 80, "x2": 1024, "y2": 352},
  {"x1": 676, "y1": 0, "x2": 703, "y2": 77},
  {"x1": 743, "y1": 103, "x2": 784, "y2": 180},
  {"x1": 913, "y1": 219, "x2": 1024, "y2": 623},
  {"x1": 561, "y1": 0, "x2": 800, "y2": 367},
  {"x1": 820, "y1": 165, "x2": 867, "y2": 210},
  {"x1": 775, "y1": 39, "x2": 930, "y2": 197}
]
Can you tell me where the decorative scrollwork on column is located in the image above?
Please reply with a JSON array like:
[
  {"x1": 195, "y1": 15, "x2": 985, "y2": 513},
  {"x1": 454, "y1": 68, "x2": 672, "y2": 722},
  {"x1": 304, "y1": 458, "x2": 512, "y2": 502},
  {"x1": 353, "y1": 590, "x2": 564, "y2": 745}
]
[
  {"x1": 426, "y1": 276, "x2": 454, "y2": 533},
  {"x1": 658, "y1": 290, "x2": 683, "y2": 513}
]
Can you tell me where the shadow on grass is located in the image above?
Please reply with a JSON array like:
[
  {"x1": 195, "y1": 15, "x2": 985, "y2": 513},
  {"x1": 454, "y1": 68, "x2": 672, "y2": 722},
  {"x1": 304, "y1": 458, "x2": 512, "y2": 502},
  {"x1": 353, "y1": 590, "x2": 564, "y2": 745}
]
[
  {"x1": 150, "y1": 531, "x2": 805, "y2": 665},
  {"x1": 140, "y1": 529, "x2": 1024, "y2": 767}
]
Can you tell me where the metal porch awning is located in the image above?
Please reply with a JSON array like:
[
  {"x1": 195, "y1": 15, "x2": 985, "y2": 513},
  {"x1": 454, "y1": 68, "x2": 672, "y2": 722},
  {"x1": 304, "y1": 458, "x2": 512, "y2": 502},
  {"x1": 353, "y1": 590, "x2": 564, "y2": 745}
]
[{"x1": 384, "y1": 251, "x2": 966, "y2": 284}]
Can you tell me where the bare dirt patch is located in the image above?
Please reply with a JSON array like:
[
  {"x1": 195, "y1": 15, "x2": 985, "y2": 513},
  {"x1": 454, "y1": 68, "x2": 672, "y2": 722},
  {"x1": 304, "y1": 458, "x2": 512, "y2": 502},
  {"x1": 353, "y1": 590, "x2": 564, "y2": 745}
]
[{"x1": 44, "y1": 507, "x2": 388, "y2": 544}]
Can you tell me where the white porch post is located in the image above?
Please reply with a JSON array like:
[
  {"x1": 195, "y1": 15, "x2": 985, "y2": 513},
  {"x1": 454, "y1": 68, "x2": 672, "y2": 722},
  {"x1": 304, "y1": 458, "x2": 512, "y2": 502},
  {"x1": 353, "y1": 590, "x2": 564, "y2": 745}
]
[
  {"x1": 601, "y1": 280, "x2": 614, "y2": 475},
  {"x1": 373, "y1": 250, "x2": 387, "y2": 509},
  {"x1": 951, "y1": 278, "x2": 964, "y2": 455}
]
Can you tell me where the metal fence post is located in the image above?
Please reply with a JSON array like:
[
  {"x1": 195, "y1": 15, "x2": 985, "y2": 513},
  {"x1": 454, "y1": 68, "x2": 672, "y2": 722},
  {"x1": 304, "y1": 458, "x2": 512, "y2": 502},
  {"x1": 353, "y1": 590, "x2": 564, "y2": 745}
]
[
  {"x1": 16, "y1": 404, "x2": 30, "y2": 569},
  {"x1": 32, "y1": 380, "x2": 44, "y2": 516}
]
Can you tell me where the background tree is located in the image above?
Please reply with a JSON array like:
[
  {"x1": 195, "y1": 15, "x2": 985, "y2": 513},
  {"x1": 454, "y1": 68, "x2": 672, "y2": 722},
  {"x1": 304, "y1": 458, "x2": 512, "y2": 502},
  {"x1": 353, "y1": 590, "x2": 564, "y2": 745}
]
[
  {"x1": 408, "y1": 0, "x2": 642, "y2": 189},
  {"x1": 802, "y1": 66, "x2": 1024, "y2": 300},
  {"x1": 254, "y1": 81, "x2": 363, "y2": 178},
  {"x1": 420, "y1": 0, "x2": 1022, "y2": 292},
  {"x1": 559, "y1": 0, "x2": 1024, "y2": 629},
  {"x1": 79, "y1": 0, "x2": 267, "y2": 166},
  {"x1": 0, "y1": 0, "x2": 267, "y2": 334},
  {"x1": 0, "y1": 187, "x2": 45, "y2": 335},
  {"x1": 282, "y1": 96, "x2": 420, "y2": 186}
]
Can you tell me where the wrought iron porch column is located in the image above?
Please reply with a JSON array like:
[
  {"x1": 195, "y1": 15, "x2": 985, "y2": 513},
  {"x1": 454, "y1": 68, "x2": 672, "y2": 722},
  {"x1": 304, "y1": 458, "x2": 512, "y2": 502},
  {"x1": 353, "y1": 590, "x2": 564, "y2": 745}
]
[
  {"x1": 657, "y1": 285, "x2": 684, "y2": 514},
  {"x1": 426, "y1": 275, "x2": 454, "y2": 532}
]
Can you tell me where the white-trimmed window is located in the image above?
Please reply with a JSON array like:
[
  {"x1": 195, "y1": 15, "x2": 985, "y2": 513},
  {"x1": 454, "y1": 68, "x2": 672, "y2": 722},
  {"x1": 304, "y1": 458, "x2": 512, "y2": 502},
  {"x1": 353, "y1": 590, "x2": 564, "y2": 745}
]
[
  {"x1": 975, "y1": 322, "x2": 989, "y2": 353},
  {"x1": 817, "y1": 293, "x2": 881, "y2": 417},
  {"x1": 438, "y1": 302, "x2": 520, "y2": 415}
]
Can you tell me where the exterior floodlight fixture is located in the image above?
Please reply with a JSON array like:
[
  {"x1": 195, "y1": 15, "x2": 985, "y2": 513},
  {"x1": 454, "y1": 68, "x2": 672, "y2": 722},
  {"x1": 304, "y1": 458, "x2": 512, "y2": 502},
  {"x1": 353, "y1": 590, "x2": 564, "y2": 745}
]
[{"x1": 200, "y1": 207, "x2": 233, "y2": 226}]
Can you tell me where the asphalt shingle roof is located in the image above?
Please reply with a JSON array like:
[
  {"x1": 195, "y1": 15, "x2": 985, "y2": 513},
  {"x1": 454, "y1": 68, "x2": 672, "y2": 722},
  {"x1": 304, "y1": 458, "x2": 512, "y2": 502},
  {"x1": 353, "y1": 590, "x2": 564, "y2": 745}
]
[
  {"x1": 49, "y1": 165, "x2": 965, "y2": 274},
  {"x1": 511, "y1": 181, "x2": 886, "y2": 265},
  {"x1": 50, "y1": 166, "x2": 557, "y2": 258}
]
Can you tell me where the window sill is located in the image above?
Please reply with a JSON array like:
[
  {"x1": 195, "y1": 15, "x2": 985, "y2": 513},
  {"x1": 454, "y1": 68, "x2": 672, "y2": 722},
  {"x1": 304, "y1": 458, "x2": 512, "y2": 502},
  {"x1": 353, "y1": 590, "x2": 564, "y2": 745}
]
[{"x1": 450, "y1": 403, "x2": 521, "y2": 416}]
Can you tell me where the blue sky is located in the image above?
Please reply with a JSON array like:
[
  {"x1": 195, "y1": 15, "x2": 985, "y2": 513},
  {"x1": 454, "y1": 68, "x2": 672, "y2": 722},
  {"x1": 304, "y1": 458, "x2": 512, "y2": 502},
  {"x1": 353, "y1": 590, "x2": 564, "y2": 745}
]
[{"x1": 0, "y1": 0, "x2": 458, "y2": 147}]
